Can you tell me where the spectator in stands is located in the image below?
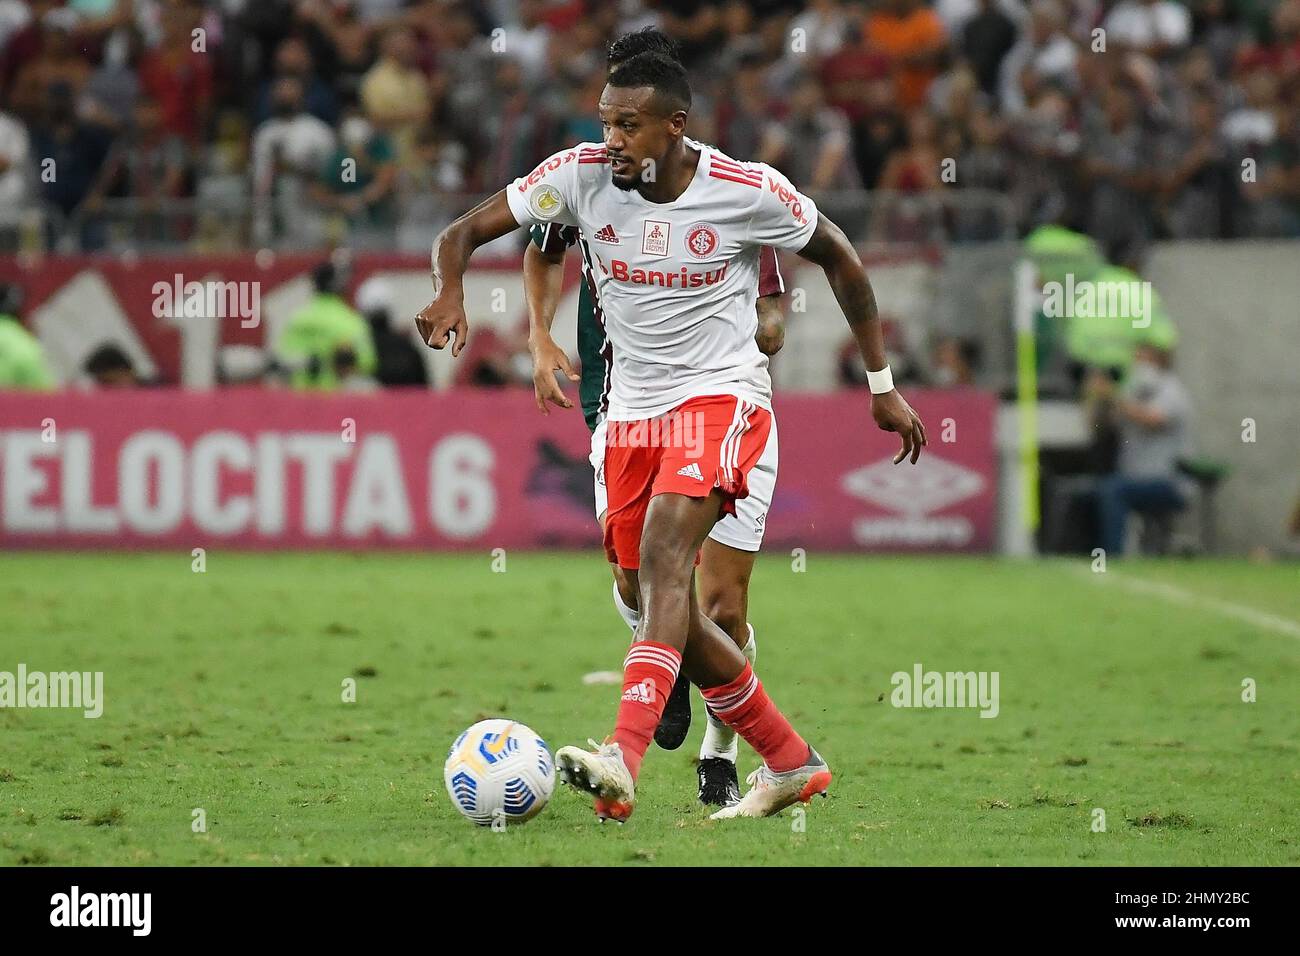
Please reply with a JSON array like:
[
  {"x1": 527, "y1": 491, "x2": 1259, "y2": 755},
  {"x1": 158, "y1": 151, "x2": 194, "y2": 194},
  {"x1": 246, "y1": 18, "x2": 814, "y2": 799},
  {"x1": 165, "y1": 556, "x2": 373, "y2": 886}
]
[
  {"x1": 29, "y1": 81, "x2": 114, "y2": 249},
  {"x1": 433, "y1": 3, "x2": 499, "y2": 141},
  {"x1": 1086, "y1": 337, "x2": 1194, "y2": 556},
  {"x1": 955, "y1": 107, "x2": 1013, "y2": 237},
  {"x1": 7, "y1": 7, "x2": 92, "y2": 122},
  {"x1": 136, "y1": 0, "x2": 213, "y2": 144},
  {"x1": 295, "y1": 0, "x2": 375, "y2": 108},
  {"x1": 504, "y1": 0, "x2": 554, "y2": 83},
  {"x1": 89, "y1": 93, "x2": 189, "y2": 243},
  {"x1": 789, "y1": 0, "x2": 853, "y2": 62},
  {"x1": 0, "y1": 283, "x2": 54, "y2": 390},
  {"x1": 276, "y1": 260, "x2": 377, "y2": 390},
  {"x1": 0, "y1": 104, "x2": 31, "y2": 246},
  {"x1": 848, "y1": 68, "x2": 906, "y2": 189},
  {"x1": 81, "y1": 25, "x2": 142, "y2": 133},
  {"x1": 998, "y1": 0, "x2": 1078, "y2": 115},
  {"x1": 865, "y1": 0, "x2": 950, "y2": 112},
  {"x1": 0, "y1": 1, "x2": 32, "y2": 60},
  {"x1": 1241, "y1": 103, "x2": 1300, "y2": 236},
  {"x1": 0, "y1": 0, "x2": 1295, "y2": 256},
  {"x1": 874, "y1": 111, "x2": 948, "y2": 241},
  {"x1": 1081, "y1": 83, "x2": 1155, "y2": 263},
  {"x1": 360, "y1": 26, "x2": 431, "y2": 161},
  {"x1": 715, "y1": 53, "x2": 769, "y2": 160},
  {"x1": 1103, "y1": 0, "x2": 1192, "y2": 59},
  {"x1": 930, "y1": 335, "x2": 981, "y2": 386},
  {"x1": 757, "y1": 73, "x2": 856, "y2": 190},
  {"x1": 310, "y1": 111, "x2": 397, "y2": 241},
  {"x1": 251, "y1": 76, "x2": 336, "y2": 245},
  {"x1": 1006, "y1": 87, "x2": 1078, "y2": 227},
  {"x1": 1157, "y1": 93, "x2": 1232, "y2": 238},
  {"x1": 254, "y1": 36, "x2": 339, "y2": 128},
  {"x1": 819, "y1": 22, "x2": 891, "y2": 127},
  {"x1": 102, "y1": 91, "x2": 185, "y2": 200},
  {"x1": 355, "y1": 276, "x2": 428, "y2": 387},
  {"x1": 477, "y1": 57, "x2": 552, "y2": 189},
  {"x1": 395, "y1": 123, "x2": 467, "y2": 249},
  {"x1": 961, "y1": 0, "x2": 1020, "y2": 98}
]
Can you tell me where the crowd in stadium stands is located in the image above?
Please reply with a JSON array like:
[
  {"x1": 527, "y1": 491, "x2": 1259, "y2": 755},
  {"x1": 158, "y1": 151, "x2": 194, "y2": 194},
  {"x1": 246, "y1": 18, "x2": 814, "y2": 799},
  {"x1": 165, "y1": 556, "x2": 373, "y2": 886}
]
[{"x1": 0, "y1": 0, "x2": 1296, "y2": 254}]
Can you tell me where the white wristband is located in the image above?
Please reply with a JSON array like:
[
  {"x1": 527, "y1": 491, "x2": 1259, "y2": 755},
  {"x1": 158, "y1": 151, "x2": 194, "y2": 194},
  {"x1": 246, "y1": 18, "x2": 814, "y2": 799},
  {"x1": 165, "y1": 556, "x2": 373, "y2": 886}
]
[{"x1": 866, "y1": 364, "x2": 894, "y2": 394}]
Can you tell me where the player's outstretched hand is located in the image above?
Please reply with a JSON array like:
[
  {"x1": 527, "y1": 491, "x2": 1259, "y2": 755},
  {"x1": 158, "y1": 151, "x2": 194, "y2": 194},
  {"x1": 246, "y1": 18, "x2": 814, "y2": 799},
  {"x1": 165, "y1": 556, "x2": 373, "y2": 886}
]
[
  {"x1": 871, "y1": 389, "x2": 927, "y2": 465},
  {"x1": 415, "y1": 295, "x2": 469, "y2": 356},
  {"x1": 529, "y1": 335, "x2": 580, "y2": 414}
]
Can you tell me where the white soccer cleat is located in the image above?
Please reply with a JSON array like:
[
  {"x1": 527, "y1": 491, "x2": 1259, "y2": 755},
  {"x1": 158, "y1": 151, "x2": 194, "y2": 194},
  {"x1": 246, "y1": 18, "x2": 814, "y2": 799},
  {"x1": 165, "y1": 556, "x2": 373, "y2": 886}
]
[
  {"x1": 556, "y1": 739, "x2": 636, "y2": 823},
  {"x1": 709, "y1": 747, "x2": 832, "y2": 819}
]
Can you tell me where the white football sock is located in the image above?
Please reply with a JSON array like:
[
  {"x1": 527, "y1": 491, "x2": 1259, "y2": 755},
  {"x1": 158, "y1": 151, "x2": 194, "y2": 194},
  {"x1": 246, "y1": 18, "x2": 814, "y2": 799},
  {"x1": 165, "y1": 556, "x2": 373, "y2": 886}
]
[
  {"x1": 612, "y1": 581, "x2": 641, "y2": 632},
  {"x1": 699, "y1": 624, "x2": 756, "y2": 762}
]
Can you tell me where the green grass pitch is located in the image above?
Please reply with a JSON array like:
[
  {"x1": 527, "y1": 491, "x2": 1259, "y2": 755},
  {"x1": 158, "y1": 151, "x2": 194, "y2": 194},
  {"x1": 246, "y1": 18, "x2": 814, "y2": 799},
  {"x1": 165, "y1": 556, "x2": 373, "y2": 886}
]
[{"x1": 1, "y1": 552, "x2": 1297, "y2": 866}]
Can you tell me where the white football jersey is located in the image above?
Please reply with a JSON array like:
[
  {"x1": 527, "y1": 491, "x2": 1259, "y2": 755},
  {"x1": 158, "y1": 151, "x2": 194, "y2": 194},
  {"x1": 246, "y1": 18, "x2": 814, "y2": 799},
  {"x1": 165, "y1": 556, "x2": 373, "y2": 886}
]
[{"x1": 506, "y1": 139, "x2": 818, "y2": 421}]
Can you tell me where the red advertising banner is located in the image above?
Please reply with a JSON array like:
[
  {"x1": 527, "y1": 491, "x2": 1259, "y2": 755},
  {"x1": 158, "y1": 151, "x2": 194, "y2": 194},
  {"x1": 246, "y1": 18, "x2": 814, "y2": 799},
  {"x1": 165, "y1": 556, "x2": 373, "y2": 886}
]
[{"x1": 0, "y1": 389, "x2": 996, "y2": 552}]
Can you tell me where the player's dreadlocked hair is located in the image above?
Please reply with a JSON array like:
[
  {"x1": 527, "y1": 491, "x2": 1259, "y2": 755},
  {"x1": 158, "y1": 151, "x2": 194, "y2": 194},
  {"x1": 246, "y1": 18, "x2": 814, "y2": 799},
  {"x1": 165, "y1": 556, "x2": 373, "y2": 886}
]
[
  {"x1": 607, "y1": 52, "x2": 692, "y2": 115},
  {"x1": 607, "y1": 27, "x2": 681, "y2": 68}
]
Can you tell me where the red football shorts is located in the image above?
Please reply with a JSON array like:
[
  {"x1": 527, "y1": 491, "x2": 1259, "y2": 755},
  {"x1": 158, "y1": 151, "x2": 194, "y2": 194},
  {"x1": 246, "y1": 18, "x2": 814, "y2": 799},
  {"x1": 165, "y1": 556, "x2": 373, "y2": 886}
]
[{"x1": 602, "y1": 394, "x2": 773, "y2": 570}]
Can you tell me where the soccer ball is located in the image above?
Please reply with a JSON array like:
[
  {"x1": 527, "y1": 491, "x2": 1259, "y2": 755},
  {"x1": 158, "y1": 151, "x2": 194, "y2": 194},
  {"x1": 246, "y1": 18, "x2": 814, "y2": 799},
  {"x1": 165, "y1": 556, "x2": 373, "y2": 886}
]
[{"x1": 443, "y1": 718, "x2": 555, "y2": 826}]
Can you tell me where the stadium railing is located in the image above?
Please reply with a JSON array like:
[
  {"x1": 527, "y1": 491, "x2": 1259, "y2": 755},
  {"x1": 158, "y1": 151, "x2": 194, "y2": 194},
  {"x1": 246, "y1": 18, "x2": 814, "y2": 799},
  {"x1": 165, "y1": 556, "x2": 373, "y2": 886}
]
[{"x1": 3, "y1": 189, "x2": 1018, "y2": 255}]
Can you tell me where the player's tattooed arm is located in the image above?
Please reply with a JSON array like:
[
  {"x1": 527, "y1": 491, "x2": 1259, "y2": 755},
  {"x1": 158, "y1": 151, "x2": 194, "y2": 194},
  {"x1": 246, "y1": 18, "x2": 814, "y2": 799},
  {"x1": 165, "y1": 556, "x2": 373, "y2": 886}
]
[
  {"x1": 524, "y1": 240, "x2": 579, "y2": 414},
  {"x1": 797, "y1": 216, "x2": 927, "y2": 464},
  {"x1": 416, "y1": 190, "x2": 521, "y2": 355}
]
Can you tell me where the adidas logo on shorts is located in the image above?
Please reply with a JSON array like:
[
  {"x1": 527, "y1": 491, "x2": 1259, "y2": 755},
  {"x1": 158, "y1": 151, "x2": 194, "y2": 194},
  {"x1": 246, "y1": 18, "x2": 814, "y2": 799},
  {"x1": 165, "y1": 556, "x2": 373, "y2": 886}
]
[{"x1": 676, "y1": 462, "x2": 704, "y2": 481}]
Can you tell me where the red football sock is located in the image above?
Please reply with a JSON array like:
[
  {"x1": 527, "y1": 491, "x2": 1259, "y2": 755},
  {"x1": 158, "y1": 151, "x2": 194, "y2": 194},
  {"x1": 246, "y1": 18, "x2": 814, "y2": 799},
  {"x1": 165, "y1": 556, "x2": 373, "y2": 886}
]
[
  {"x1": 611, "y1": 641, "x2": 682, "y2": 779},
  {"x1": 700, "y1": 662, "x2": 809, "y2": 773}
]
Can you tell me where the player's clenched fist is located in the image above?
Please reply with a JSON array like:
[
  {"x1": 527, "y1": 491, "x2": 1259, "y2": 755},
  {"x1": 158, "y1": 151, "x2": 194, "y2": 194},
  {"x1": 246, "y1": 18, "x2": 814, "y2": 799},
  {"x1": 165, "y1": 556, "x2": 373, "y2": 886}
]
[
  {"x1": 871, "y1": 390, "x2": 927, "y2": 465},
  {"x1": 415, "y1": 296, "x2": 469, "y2": 356}
]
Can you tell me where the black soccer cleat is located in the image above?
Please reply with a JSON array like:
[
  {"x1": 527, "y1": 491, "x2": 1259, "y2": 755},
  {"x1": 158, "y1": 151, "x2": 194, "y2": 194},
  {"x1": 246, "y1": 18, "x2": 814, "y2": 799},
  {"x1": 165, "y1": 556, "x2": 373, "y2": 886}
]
[
  {"x1": 697, "y1": 756, "x2": 741, "y2": 807},
  {"x1": 653, "y1": 671, "x2": 692, "y2": 750}
]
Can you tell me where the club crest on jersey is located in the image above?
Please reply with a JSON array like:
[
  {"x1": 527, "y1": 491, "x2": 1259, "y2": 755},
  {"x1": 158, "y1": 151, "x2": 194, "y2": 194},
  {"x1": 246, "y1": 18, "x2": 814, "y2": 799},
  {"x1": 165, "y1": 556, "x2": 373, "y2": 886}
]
[
  {"x1": 685, "y1": 223, "x2": 720, "y2": 259},
  {"x1": 642, "y1": 220, "x2": 670, "y2": 257},
  {"x1": 529, "y1": 184, "x2": 565, "y2": 221}
]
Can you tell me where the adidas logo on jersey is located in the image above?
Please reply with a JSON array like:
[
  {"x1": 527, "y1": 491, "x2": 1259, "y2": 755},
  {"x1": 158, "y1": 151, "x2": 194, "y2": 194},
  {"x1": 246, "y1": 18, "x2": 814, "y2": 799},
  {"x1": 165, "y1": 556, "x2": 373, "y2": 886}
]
[
  {"x1": 676, "y1": 462, "x2": 704, "y2": 482},
  {"x1": 622, "y1": 679, "x2": 656, "y2": 705},
  {"x1": 594, "y1": 224, "x2": 619, "y2": 244}
]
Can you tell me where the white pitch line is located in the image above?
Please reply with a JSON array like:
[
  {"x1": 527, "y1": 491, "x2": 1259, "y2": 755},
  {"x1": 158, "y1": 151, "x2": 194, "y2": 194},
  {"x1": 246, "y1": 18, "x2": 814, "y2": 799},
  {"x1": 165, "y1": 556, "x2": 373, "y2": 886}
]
[{"x1": 1087, "y1": 570, "x2": 1300, "y2": 642}]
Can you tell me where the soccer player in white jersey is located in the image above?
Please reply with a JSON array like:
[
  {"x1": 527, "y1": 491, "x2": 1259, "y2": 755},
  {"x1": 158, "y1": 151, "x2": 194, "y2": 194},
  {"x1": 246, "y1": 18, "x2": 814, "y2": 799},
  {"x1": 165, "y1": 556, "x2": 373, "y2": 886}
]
[
  {"x1": 524, "y1": 27, "x2": 788, "y2": 809},
  {"x1": 416, "y1": 52, "x2": 925, "y2": 822}
]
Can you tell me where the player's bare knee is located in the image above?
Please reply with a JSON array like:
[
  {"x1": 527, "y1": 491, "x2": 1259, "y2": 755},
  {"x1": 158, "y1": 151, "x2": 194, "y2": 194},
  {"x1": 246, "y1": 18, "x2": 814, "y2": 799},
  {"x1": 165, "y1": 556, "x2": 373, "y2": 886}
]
[
  {"x1": 638, "y1": 530, "x2": 695, "y2": 591},
  {"x1": 638, "y1": 547, "x2": 693, "y2": 593},
  {"x1": 701, "y1": 587, "x2": 745, "y2": 645}
]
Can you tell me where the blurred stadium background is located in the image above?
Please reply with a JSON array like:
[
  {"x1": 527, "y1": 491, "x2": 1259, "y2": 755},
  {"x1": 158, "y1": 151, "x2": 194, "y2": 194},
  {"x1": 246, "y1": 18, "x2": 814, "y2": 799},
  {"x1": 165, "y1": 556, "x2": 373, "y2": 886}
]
[{"x1": 0, "y1": 0, "x2": 1297, "y2": 560}]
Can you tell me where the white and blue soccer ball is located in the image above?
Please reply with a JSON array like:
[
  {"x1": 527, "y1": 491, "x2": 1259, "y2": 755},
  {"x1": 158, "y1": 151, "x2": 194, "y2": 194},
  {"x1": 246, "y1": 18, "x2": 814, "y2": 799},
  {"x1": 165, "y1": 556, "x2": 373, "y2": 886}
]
[{"x1": 443, "y1": 718, "x2": 555, "y2": 826}]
